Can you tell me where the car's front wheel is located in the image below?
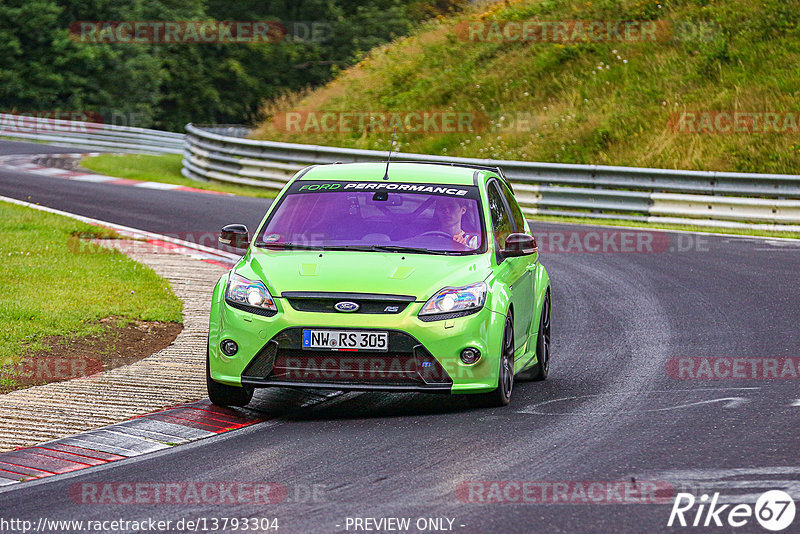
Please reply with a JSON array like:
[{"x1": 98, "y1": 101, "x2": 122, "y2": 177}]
[
  {"x1": 206, "y1": 349, "x2": 254, "y2": 407},
  {"x1": 469, "y1": 314, "x2": 514, "y2": 408}
]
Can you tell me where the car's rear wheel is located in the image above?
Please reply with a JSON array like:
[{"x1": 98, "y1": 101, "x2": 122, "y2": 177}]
[
  {"x1": 469, "y1": 314, "x2": 514, "y2": 408},
  {"x1": 206, "y1": 348, "x2": 253, "y2": 407},
  {"x1": 518, "y1": 289, "x2": 550, "y2": 381}
]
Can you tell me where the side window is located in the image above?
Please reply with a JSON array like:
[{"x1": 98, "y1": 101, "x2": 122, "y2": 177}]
[
  {"x1": 487, "y1": 182, "x2": 514, "y2": 248},
  {"x1": 499, "y1": 182, "x2": 527, "y2": 233}
]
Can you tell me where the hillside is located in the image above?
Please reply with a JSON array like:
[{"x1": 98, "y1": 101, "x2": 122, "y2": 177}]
[{"x1": 252, "y1": 0, "x2": 800, "y2": 174}]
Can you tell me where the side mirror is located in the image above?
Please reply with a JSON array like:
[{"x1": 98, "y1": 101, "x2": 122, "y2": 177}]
[
  {"x1": 502, "y1": 233, "x2": 537, "y2": 258},
  {"x1": 219, "y1": 224, "x2": 250, "y2": 250}
]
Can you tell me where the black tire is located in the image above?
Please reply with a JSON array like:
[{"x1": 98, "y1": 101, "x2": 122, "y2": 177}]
[
  {"x1": 206, "y1": 349, "x2": 254, "y2": 407},
  {"x1": 468, "y1": 314, "x2": 514, "y2": 408},
  {"x1": 518, "y1": 289, "x2": 550, "y2": 381}
]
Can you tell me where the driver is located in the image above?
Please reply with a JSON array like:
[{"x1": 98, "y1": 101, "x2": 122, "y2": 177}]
[{"x1": 433, "y1": 197, "x2": 479, "y2": 249}]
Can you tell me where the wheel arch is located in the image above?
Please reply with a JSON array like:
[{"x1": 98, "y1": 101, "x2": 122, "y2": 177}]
[{"x1": 532, "y1": 264, "x2": 551, "y2": 334}]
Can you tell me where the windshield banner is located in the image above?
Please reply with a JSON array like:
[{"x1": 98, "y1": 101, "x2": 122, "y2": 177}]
[{"x1": 291, "y1": 180, "x2": 479, "y2": 199}]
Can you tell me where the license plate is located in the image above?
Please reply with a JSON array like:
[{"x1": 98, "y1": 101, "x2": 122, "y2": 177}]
[{"x1": 302, "y1": 329, "x2": 388, "y2": 351}]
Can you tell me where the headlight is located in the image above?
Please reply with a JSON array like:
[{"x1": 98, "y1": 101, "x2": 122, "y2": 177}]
[
  {"x1": 419, "y1": 282, "x2": 487, "y2": 319},
  {"x1": 225, "y1": 273, "x2": 277, "y2": 312}
]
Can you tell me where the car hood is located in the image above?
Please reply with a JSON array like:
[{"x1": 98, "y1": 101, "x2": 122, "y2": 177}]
[{"x1": 236, "y1": 247, "x2": 493, "y2": 301}]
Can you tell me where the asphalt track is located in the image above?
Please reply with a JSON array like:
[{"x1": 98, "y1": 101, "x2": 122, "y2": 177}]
[{"x1": 1, "y1": 140, "x2": 799, "y2": 533}]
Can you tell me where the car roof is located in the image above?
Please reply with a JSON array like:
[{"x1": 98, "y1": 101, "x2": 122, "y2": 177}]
[{"x1": 296, "y1": 161, "x2": 499, "y2": 186}]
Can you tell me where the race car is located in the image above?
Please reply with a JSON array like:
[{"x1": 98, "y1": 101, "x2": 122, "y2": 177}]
[{"x1": 207, "y1": 161, "x2": 551, "y2": 408}]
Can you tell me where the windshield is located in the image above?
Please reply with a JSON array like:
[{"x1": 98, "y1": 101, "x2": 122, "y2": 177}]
[{"x1": 255, "y1": 180, "x2": 485, "y2": 254}]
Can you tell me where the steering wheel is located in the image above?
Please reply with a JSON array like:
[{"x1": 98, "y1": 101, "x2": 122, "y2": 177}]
[{"x1": 418, "y1": 230, "x2": 454, "y2": 239}]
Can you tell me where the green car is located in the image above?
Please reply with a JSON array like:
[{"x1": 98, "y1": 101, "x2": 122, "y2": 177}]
[{"x1": 207, "y1": 162, "x2": 551, "y2": 408}]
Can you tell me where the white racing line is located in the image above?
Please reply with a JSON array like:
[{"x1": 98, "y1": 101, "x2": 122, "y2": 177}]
[
  {"x1": 631, "y1": 467, "x2": 800, "y2": 504},
  {"x1": 0, "y1": 194, "x2": 240, "y2": 267},
  {"x1": 518, "y1": 395, "x2": 749, "y2": 415},
  {"x1": 515, "y1": 387, "x2": 764, "y2": 416}
]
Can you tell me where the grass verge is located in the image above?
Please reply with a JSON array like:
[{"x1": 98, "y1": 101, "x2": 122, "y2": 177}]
[
  {"x1": 80, "y1": 153, "x2": 277, "y2": 198},
  {"x1": 0, "y1": 201, "x2": 183, "y2": 389}
]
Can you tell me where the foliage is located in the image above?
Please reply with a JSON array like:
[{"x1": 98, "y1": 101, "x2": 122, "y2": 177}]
[{"x1": 0, "y1": 0, "x2": 466, "y2": 131}]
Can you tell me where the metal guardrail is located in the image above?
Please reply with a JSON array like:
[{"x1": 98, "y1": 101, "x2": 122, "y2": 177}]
[
  {"x1": 183, "y1": 124, "x2": 800, "y2": 231},
  {"x1": 0, "y1": 113, "x2": 183, "y2": 154},
  {"x1": 2, "y1": 112, "x2": 796, "y2": 231}
]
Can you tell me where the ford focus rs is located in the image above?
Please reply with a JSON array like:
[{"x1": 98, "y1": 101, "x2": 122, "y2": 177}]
[{"x1": 207, "y1": 162, "x2": 551, "y2": 408}]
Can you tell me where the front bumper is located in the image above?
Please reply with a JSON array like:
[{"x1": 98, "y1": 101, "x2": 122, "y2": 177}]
[{"x1": 208, "y1": 290, "x2": 506, "y2": 394}]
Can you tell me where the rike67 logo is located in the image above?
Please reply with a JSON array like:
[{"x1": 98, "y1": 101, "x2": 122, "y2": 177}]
[{"x1": 668, "y1": 490, "x2": 796, "y2": 531}]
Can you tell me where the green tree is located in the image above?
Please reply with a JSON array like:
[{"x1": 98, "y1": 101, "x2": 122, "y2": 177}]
[
  {"x1": 0, "y1": 0, "x2": 162, "y2": 126},
  {"x1": 0, "y1": 0, "x2": 465, "y2": 131}
]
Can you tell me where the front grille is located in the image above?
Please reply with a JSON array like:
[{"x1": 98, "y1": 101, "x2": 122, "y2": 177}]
[
  {"x1": 282, "y1": 291, "x2": 415, "y2": 314},
  {"x1": 243, "y1": 328, "x2": 452, "y2": 387},
  {"x1": 242, "y1": 341, "x2": 278, "y2": 379},
  {"x1": 270, "y1": 351, "x2": 420, "y2": 384},
  {"x1": 285, "y1": 299, "x2": 411, "y2": 314}
]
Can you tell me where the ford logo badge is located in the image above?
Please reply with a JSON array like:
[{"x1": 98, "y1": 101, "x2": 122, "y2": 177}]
[{"x1": 334, "y1": 301, "x2": 360, "y2": 312}]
